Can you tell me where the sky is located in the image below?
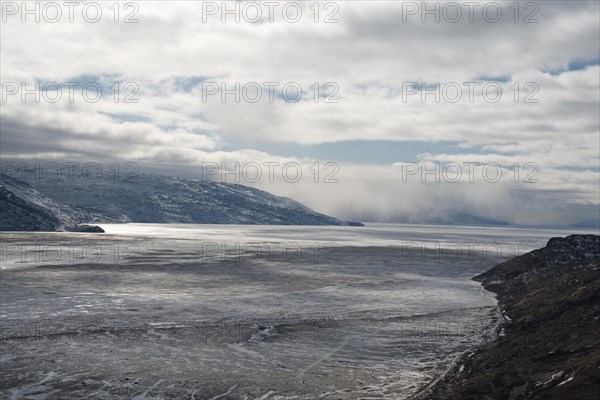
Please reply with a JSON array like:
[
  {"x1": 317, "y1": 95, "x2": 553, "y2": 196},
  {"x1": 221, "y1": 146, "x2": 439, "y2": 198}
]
[{"x1": 1, "y1": 0, "x2": 599, "y2": 226}]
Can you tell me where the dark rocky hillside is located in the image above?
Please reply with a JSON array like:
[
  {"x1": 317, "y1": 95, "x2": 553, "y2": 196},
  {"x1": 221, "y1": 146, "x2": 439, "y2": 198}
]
[
  {"x1": 426, "y1": 234, "x2": 600, "y2": 399},
  {"x1": 0, "y1": 185, "x2": 63, "y2": 231}
]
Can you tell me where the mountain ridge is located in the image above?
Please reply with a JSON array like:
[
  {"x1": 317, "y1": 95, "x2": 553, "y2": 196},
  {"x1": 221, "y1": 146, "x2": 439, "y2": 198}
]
[{"x1": 0, "y1": 172, "x2": 362, "y2": 231}]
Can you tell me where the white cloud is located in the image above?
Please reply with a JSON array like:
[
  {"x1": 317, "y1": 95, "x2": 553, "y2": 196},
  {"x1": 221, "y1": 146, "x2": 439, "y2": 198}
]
[{"x1": 1, "y1": 0, "x2": 598, "y2": 226}]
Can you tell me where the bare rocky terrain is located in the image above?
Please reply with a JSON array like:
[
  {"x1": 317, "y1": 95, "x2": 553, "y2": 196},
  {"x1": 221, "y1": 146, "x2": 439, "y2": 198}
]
[{"x1": 427, "y1": 234, "x2": 600, "y2": 399}]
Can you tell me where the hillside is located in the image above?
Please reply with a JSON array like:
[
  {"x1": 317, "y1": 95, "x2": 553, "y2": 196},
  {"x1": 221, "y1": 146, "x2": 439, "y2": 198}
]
[
  {"x1": 428, "y1": 234, "x2": 600, "y2": 399},
  {"x1": 0, "y1": 173, "x2": 362, "y2": 230}
]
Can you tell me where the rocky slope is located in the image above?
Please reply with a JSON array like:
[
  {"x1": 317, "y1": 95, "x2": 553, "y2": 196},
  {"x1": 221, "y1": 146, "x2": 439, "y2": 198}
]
[
  {"x1": 426, "y1": 234, "x2": 600, "y2": 399},
  {"x1": 0, "y1": 173, "x2": 361, "y2": 230},
  {"x1": 0, "y1": 185, "x2": 64, "y2": 231}
]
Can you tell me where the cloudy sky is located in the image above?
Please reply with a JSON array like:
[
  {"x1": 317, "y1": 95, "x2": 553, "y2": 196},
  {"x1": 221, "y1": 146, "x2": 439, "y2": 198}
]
[{"x1": 1, "y1": 0, "x2": 599, "y2": 226}]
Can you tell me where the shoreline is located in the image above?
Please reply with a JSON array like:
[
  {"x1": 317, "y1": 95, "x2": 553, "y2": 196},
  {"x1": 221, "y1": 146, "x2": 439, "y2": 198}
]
[
  {"x1": 419, "y1": 234, "x2": 600, "y2": 399},
  {"x1": 410, "y1": 302, "x2": 505, "y2": 400}
]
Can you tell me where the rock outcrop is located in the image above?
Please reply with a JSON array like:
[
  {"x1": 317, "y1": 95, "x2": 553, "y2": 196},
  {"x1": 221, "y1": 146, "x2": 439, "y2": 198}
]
[{"x1": 427, "y1": 234, "x2": 600, "y2": 399}]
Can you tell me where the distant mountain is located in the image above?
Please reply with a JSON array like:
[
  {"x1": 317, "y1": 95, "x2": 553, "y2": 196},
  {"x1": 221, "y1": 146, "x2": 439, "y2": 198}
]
[
  {"x1": 0, "y1": 173, "x2": 362, "y2": 231},
  {"x1": 388, "y1": 210, "x2": 509, "y2": 226},
  {"x1": 568, "y1": 219, "x2": 600, "y2": 229}
]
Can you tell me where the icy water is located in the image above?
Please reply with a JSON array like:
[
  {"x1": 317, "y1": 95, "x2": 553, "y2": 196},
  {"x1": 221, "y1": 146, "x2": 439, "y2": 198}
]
[{"x1": 0, "y1": 223, "x2": 597, "y2": 399}]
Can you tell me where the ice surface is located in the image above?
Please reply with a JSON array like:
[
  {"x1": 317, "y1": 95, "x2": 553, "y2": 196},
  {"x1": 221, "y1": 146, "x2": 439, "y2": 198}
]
[{"x1": 1, "y1": 224, "x2": 597, "y2": 399}]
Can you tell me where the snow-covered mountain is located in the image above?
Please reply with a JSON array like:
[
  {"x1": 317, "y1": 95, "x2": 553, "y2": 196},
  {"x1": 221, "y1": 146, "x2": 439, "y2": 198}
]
[
  {"x1": 0, "y1": 173, "x2": 79, "y2": 231},
  {"x1": 0, "y1": 185, "x2": 64, "y2": 231},
  {"x1": 0, "y1": 173, "x2": 362, "y2": 230}
]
